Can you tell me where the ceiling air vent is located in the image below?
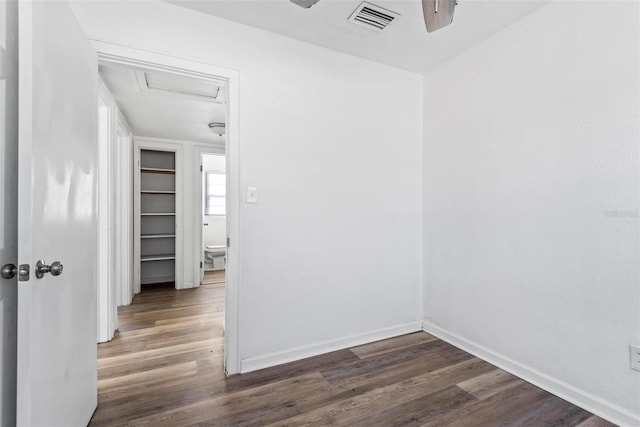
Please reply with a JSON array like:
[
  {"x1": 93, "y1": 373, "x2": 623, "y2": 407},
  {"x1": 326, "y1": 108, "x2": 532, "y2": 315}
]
[{"x1": 347, "y1": 2, "x2": 399, "y2": 32}]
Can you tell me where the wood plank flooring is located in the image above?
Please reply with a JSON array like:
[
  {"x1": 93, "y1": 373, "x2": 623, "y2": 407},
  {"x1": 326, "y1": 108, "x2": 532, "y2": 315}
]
[{"x1": 91, "y1": 272, "x2": 616, "y2": 426}]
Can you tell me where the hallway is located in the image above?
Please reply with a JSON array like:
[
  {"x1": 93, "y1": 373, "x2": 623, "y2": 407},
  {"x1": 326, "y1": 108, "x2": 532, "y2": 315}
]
[
  {"x1": 90, "y1": 273, "x2": 613, "y2": 426},
  {"x1": 91, "y1": 272, "x2": 226, "y2": 425}
]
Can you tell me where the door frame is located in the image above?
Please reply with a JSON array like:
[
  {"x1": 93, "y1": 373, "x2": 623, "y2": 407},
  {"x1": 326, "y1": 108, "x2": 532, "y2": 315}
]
[
  {"x1": 94, "y1": 41, "x2": 241, "y2": 375},
  {"x1": 113, "y1": 114, "x2": 134, "y2": 307},
  {"x1": 97, "y1": 79, "x2": 133, "y2": 343},
  {"x1": 97, "y1": 82, "x2": 117, "y2": 343}
]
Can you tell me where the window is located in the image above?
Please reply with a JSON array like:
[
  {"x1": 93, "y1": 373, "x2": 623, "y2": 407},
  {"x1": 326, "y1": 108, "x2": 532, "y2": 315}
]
[{"x1": 205, "y1": 172, "x2": 226, "y2": 215}]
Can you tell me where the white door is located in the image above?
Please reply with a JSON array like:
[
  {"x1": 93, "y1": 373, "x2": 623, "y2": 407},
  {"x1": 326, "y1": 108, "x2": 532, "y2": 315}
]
[
  {"x1": 17, "y1": 2, "x2": 98, "y2": 426},
  {"x1": 0, "y1": 1, "x2": 19, "y2": 426}
]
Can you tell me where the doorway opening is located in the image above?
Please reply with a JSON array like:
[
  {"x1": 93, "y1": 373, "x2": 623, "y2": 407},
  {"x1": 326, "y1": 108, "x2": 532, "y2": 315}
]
[
  {"x1": 201, "y1": 153, "x2": 227, "y2": 283},
  {"x1": 94, "y1": 42, "x2": 240, "y2": 375}
]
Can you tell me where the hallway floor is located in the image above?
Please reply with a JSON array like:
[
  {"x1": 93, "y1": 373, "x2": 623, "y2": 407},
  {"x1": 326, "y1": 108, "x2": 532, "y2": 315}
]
[{"x1": 90, "y1": 273, "x2": 614, "y2": 426}]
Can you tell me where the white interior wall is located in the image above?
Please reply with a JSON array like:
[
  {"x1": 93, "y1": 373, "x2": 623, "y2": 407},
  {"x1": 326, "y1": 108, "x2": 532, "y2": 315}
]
[
  {"x1": 421, "y1": 2, "x2": 639, "y2": 424},
  {"x1": 0, "y1": 1, "x2": 18, "y2": 425},
  {"x1": 71, "y1": 1, "x2": 424, "y2": 370},
  {"x1": 202, "y1": 152, "x2": 225, "y2": 172},
  {"x1": 96, "y1": 90, "x2": 113, "y2": 342}
]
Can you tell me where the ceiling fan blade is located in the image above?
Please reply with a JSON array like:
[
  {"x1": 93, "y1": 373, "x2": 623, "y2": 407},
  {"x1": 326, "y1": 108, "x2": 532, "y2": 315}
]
[
  {"x1": 422, "y1": 0, "x2": 456, "y2": 32},
  {"x1": 290, "y1": 0, "x2": 320, "y2": 8}
]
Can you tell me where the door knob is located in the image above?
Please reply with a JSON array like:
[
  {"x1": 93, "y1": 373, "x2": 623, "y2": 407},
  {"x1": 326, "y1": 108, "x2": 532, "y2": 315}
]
[
  {"x1": 2, "y1": 264, "x2": 17, "y2": 279},
  {"x1": 35, "y1": 260, "x2": 64, "y2": 279}
]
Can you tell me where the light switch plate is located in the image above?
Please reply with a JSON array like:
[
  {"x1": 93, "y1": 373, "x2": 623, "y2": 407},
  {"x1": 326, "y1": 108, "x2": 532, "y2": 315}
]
[{"x1": 246, "y1": 186, "x2": 257, "y2": 204}]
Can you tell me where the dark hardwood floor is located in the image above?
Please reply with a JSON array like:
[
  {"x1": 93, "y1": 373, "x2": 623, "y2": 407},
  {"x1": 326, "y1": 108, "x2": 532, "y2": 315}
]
[{"x1": 90, "y1": 272, "x2": 615, "y2": 426}]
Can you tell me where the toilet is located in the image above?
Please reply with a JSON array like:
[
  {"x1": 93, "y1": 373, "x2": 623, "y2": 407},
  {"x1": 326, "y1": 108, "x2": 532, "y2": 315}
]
[{"x1": 204, "y1": 244, "x2": 226, "y2": 270}]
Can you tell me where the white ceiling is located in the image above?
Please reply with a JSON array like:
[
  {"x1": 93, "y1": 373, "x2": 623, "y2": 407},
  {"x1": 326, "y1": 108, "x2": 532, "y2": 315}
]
[
  {"x1": 100, "y1": 1, "x2": 548, "y2": 140},
  {"x1": 168, "y1": 0, "x2": 550, "y2": 74},
  {"x1": 99, "y1": 64, "x2": 226, "y2": 143}
]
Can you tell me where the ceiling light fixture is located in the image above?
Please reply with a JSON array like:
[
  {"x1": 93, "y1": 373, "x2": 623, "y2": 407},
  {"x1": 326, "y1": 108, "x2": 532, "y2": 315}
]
[
  {"x1": 290, "y1": 0, "x2": 320, "y2": 8},
  {"x1": 208, "y1": 122, "x2": 225, "y2": 136}
]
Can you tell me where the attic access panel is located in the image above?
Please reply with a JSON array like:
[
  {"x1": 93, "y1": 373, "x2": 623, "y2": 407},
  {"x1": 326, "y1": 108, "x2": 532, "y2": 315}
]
[{"x1": 137, "y1": 70, "x2": 223, "y2": 102}]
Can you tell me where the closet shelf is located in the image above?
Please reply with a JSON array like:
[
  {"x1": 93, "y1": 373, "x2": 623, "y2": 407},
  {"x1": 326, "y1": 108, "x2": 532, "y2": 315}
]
[
  {"x1": 141, "y1": 167, "x2": 176, "y2": 175},
  {"x1": 141, "y1": 212, "x2": 176, "y2": 216},
  {"x1": 138, "y1": 148, "x2": 177, "y2": 287},
  {"x1": 141, "y1": 190, "x2": 176, "y2": 194},
  {"x1": 141, "y1": 254, "x2": 176, "y2": 262}
]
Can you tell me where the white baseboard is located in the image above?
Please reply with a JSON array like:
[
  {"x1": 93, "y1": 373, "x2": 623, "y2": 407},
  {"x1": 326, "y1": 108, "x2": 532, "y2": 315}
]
[
  {"x1": 422, "y1": 320, "x2": 640, "y2": 427},
  {"x1": 181, "y1": 282, "x2": 196, "y2": 290},
  {"x1": 241, "y1": 321, "x2": 423, "y2": 373}
]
